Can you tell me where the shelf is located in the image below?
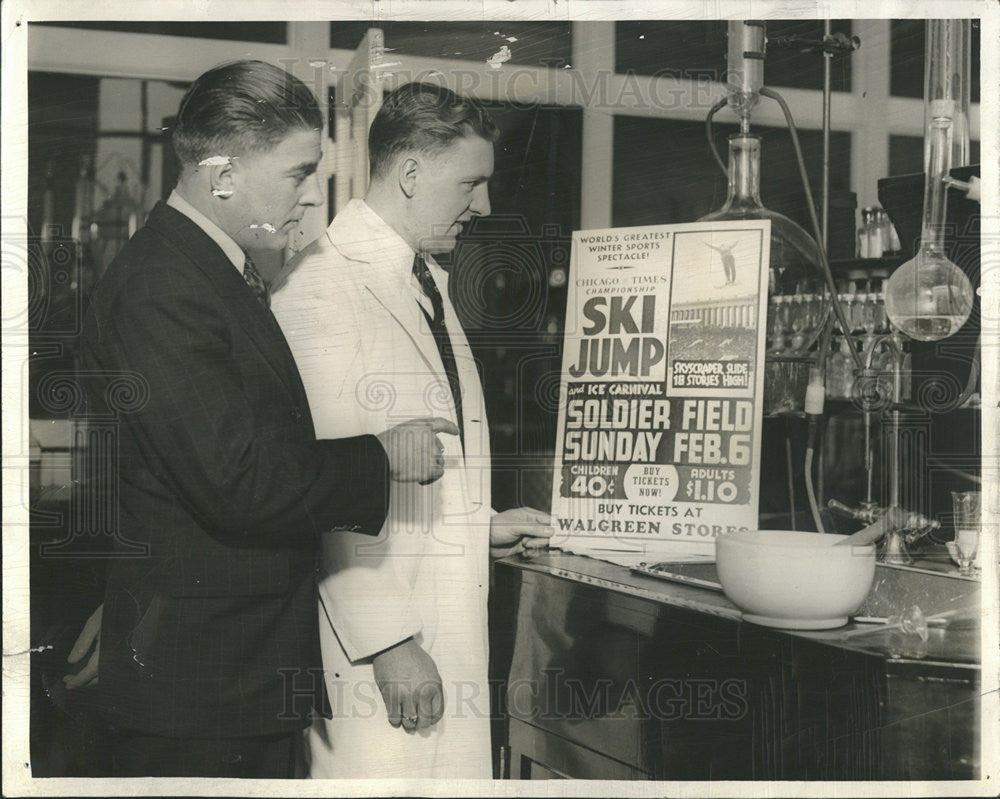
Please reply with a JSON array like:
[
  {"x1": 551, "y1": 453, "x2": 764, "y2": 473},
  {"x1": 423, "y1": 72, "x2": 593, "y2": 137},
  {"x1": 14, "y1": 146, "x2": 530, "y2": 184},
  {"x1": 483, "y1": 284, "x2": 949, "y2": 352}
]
[{"x1": 828, "y1": 256, "x2": 904, "y2": 278}]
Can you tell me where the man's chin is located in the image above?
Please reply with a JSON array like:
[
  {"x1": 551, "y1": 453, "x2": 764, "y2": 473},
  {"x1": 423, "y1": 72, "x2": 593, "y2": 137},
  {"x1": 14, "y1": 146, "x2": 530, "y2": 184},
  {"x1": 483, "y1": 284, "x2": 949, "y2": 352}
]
[{"x1": 248, "y1": 230, "x2": 290, "y2": 251}]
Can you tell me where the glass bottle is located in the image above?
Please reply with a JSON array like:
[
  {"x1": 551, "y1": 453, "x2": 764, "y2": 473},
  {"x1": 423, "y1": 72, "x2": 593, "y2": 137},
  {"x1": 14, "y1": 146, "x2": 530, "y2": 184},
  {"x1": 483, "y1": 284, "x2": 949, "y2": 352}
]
[
  {"x1": 866, "y1": 207, "x2": 884, "y2": 259},
  {"x1": 768, "y1": 295, "x2": 788, "y2": 353},
  {"x1": 878, "y1": 210, "x2": 898, "y2": 256},
  {"x1": 838, "y1": 335, "x2": 856, "y2": 399},
  {"x1": 71, "y1": 155, "x2": 97, "y2": 245},
  {"x1": 850, "y1": 279, "x2": 868, "y2": 333},
  {"x1": 856, "y1": 209, "x2": 869, "y2": 259},
  {"x1": 825, "y1": 335, "x2": 845, "y2": 401},
  {"x1": 699, "y1": 133, "x2": 830, "y2": 414}
]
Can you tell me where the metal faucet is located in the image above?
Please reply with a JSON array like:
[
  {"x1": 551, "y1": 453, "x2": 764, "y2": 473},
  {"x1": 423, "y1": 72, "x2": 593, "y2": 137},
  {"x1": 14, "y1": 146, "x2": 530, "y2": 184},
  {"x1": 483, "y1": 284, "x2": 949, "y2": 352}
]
[
  {"x1": 827, "y1": 333, "x2": 940, "y2": 563},
  {"x1": 827, "y1": 500, "x2": 940, "y2": 564}
]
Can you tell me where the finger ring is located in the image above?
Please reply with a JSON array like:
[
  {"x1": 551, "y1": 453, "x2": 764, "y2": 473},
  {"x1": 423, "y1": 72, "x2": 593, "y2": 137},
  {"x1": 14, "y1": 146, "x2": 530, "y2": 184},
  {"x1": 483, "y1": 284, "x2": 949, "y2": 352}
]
[{"x1": 407, "y1": 715, "x2": 418, "y2": 723}]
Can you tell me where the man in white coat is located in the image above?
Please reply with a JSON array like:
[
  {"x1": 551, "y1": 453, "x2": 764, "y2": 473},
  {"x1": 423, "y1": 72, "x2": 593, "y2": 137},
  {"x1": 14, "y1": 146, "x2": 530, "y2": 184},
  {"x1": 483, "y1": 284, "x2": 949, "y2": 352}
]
[{"x1": 271, "y1": 83, "x2": 552, "y2": 778}]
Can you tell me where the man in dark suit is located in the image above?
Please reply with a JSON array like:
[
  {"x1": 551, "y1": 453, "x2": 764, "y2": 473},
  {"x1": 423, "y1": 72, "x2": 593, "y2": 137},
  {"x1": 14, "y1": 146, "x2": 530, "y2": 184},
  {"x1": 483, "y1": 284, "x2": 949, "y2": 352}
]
[{"x1": 74, "y1": 60, "x2": 456, "y2": 778}]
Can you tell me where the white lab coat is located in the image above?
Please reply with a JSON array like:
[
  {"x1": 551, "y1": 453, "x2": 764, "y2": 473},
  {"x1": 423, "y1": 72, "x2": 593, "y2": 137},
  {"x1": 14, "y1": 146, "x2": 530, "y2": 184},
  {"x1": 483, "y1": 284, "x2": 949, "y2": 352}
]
[{"x1": 271, "y1": 200, "x2": 493, "y2": 778}]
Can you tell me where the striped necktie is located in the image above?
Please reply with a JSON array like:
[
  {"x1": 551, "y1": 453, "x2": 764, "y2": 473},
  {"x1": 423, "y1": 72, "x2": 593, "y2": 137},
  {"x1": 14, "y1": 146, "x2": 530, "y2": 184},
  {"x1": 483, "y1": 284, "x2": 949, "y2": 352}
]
[
  {"x1": 413, "y1": 254, "x2": 464, "y2": 450},
  {"x1": 242, "y1": 252, "x2": 270, "y2": 309}
]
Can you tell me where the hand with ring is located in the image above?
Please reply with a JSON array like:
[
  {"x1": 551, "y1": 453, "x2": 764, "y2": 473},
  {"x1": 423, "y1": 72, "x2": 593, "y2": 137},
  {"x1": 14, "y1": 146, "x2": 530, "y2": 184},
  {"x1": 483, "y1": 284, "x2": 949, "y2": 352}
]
[{"x1": 372, "y1": 638, "x2": 444, "y2": 732}]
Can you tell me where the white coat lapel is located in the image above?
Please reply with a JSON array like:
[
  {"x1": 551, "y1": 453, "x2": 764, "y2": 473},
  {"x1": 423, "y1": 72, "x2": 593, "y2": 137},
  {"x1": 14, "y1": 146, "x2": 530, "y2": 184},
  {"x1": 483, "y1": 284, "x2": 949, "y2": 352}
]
[
  {"x1": 363, "y1": 271, "x2": 448, "y2": 382},
  {"x1": 326, "y1": 201, "x2": 447, "y2": 381}
]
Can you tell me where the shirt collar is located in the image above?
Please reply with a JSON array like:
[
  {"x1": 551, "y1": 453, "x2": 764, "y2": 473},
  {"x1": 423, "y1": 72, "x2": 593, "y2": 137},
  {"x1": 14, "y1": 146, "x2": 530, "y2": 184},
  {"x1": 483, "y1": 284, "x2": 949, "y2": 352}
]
[{"x1": 167, "y1": 190, "x2": 246, "y2": 274}]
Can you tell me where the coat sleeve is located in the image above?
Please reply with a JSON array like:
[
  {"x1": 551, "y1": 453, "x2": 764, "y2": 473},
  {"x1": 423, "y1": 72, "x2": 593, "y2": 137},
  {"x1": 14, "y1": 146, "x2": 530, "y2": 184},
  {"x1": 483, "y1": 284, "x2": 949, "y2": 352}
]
[
  {"x1": 273, "y1": 253, "x2": 424, "y2": 660},
  {"x1": 83, "y1": 261, "x2": 390, "y2": 549},
  {"x1": 316, "y1": 529, "x2": 424, "y2": 662}
]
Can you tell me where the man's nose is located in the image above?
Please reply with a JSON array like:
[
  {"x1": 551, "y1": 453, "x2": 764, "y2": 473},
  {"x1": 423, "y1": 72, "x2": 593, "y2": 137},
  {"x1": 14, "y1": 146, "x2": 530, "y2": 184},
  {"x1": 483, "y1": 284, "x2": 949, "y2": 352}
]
[
  {"x1": 470, "y1": 184, "x2": 491, "y2": 217},
  {"x1": 299, "y1": 174, "x2": 324, "y2": 207}
]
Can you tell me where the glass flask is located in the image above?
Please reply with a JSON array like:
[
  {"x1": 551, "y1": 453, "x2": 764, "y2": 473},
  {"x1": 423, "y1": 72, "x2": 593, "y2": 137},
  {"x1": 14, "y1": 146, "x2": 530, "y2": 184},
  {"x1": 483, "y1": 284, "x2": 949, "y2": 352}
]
[
  {"x1": 884, "y1": 113, "x2": 974, "y2": 341},
  {"x1": 885, "y1": 20, "x2": 974, "y2": 341},
  {"x1": 699, "y1": 133, "x2": 830, "y2": 414}
]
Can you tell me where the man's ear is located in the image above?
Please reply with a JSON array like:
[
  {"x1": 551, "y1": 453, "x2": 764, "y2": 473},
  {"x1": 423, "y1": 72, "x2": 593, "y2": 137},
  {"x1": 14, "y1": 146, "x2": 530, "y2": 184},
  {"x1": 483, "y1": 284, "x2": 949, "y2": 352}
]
[
  {"x1": 209, "y1": 159, "x2": 235, "y2": 199},
  {"x1": 398, "y1": 156, "x2": 419, "y2": 199}
]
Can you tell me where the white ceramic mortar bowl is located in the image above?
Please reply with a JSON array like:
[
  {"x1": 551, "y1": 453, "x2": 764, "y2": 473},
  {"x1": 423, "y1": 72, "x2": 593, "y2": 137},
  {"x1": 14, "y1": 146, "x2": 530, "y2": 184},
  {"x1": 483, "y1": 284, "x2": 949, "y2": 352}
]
[{"x1": 716, "y1": 530, "x2": 876, "y2": 629}]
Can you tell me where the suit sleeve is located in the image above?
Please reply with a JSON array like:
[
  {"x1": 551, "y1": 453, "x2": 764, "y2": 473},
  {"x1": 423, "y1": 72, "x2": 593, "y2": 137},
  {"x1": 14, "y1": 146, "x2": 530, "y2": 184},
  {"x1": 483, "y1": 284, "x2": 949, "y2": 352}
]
[{"x1": 84, "y1": 263, "x2": 389, "y2": 548}]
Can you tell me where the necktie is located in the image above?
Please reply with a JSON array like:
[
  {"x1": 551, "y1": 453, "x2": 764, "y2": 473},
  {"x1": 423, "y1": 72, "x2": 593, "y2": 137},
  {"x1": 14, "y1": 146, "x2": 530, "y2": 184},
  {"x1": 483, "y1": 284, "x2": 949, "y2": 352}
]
[
  {"x1": 242, "y1": 252, "x2": 270, "y2": 309},
  {"x1": 412, "y1": 254, "x2": 464, "y2": 450}
]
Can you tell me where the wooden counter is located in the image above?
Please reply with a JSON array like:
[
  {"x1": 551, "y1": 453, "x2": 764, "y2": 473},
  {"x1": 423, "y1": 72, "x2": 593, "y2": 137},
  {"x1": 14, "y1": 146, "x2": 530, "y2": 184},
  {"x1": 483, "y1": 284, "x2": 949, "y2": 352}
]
[{"x1": 493, "y1": 551, "x2": 981, "y2": 781}]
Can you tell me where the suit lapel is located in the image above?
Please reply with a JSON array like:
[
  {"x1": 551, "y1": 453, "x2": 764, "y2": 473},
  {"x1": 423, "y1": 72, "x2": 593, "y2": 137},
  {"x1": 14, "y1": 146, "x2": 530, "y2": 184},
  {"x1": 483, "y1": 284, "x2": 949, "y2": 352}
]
[{"x1": 144, "y1": 204, "x2": 308, "y2": 407}]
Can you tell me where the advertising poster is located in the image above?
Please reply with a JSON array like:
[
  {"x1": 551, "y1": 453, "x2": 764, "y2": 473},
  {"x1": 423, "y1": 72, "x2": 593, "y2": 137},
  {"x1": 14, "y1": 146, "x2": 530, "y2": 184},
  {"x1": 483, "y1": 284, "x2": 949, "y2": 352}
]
[{"x1": 551, "y1": 221, "x2": 772, "y2": 553}]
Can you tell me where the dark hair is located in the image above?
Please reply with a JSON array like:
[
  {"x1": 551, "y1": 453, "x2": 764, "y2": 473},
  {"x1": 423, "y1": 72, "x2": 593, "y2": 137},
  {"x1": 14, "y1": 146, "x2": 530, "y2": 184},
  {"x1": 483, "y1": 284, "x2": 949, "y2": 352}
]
[
  {"x1": 368, "y1": 83, "x2": 499, "y2": 179},
  {"x1": 172, "y1": 60, "x2": 322, "y2": 168}
]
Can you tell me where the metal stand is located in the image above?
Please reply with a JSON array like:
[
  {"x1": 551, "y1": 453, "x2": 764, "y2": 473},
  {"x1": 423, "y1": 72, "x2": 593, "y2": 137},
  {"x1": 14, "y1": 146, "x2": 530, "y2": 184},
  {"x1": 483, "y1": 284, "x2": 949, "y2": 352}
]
[{"x1": 827, "y1": 334, "x2": 939, "y2": 561}]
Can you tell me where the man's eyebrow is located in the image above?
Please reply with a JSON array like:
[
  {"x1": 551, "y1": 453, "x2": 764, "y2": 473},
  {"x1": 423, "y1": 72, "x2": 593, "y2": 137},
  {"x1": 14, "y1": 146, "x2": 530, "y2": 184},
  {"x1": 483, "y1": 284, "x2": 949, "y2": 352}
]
[{"x1": 288, "y1": 161, "x2": 319, "y2": 176}]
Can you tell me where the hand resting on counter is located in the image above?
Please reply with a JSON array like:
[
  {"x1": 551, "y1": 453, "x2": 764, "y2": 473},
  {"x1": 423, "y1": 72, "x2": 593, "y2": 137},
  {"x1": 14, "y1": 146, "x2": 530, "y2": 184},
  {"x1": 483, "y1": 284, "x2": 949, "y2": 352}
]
[{"x1": 489, "y1": 507, "x2": 554, "y2": 559}]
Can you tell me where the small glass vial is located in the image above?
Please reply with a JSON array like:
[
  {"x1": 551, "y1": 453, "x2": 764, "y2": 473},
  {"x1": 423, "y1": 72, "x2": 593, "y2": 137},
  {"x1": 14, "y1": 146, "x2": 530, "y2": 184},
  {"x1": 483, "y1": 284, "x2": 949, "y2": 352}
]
[
  {"x1": 840, "y1": 336, "x2": 857, "y2": 398},
  {"x1": 857, "y1": 208, "x2": 871, "y2": 258},
  {"x1": 879, "y1": 210, "x2": 899, "y2": 255},
  {"x1": 866, "y1": 207, "x2": 884, "y2": 259}
]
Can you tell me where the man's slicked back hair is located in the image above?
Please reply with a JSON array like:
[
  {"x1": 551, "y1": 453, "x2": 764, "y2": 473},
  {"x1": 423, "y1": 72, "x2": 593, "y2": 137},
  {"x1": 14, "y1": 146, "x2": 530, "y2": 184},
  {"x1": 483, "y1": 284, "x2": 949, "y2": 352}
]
[
  {"x1": 368, "y1": 83, "x2": 499, "y2": 179},
  {"x1": 172, "y1": 60, "x2": 322, "y2": 169}
]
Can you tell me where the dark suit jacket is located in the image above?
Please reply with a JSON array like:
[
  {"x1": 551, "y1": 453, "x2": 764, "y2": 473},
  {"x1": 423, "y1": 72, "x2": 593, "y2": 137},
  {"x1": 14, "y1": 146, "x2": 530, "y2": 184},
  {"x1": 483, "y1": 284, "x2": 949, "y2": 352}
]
[{"x1": 81, "y1": 203, "x2": 389, "y2": 738}]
